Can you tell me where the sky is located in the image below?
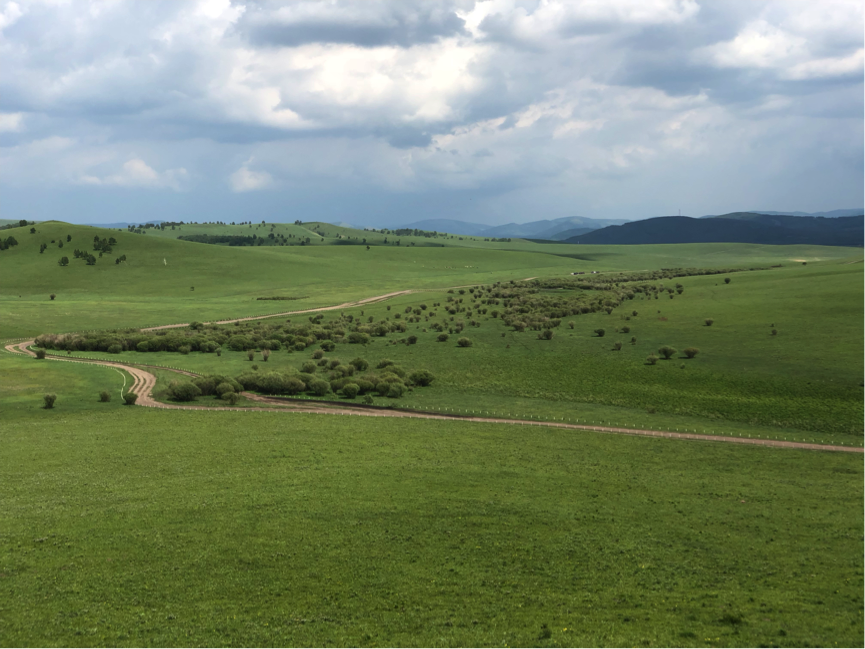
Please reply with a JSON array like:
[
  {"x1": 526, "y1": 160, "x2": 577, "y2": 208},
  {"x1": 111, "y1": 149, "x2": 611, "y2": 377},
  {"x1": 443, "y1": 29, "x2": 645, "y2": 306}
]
[{"x1": 0, "y1": 0, "x2": 862, "y2": 227}]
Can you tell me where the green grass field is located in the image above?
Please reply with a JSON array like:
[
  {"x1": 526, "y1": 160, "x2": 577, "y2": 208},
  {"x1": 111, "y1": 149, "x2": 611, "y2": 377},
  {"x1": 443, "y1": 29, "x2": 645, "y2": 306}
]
[{"x1": 1, "y1": 220, "x2": 862, "y2": 646}]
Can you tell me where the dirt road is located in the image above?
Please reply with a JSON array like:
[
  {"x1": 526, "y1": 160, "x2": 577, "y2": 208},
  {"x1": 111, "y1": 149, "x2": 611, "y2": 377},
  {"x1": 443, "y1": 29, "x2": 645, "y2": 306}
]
[{"x1": 6, "y1": 339, "x2": 861, "y2": 454}]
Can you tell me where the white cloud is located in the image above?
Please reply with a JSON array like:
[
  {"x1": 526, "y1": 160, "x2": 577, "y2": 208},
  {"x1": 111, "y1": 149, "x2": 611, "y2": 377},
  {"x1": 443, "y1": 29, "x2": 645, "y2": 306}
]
[
  {"x1": 81, "y1": 159, "x2": 188, "y2": 190},
  {"x1": 0, "y1": 112, "x2": 24, "y2": 132},
  {"x1": 0, "y1": 1, "x2": 22, "y2": 31},
  {"x1": 229, "y1": 161, "x2": 273, "y2": 192},
  {"x1": 784, "y1": 48, "x2": 864, "y2": 80},
  {"x1": 699, "y1": 21, "x2": 807, "y2": 70}
]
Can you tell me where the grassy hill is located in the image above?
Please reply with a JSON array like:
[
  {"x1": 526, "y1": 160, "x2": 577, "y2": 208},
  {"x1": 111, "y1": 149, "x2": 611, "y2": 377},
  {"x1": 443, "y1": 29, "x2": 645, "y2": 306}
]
[
  {"x1": 1, "y1": 219, "x2": 862, "y2": 646},
  {"x1": 568, "y1": 215, "x2": 864, "y2": 246}
]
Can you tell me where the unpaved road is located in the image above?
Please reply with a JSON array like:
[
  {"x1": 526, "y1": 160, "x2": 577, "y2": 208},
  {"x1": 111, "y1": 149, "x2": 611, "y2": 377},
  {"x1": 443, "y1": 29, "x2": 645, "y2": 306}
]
[
  {"x1": 142, "y1": 291, "x2": 414, "y2": 331},
  {"x1": 6, "y1": 339, "x2": 861, "y2": 454}
]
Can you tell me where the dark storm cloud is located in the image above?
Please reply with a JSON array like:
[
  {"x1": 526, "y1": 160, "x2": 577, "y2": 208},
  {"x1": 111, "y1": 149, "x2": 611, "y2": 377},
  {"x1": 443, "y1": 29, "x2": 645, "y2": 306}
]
[{"x1": 238, "y1": 0, "x2": 468, "y2": 48}]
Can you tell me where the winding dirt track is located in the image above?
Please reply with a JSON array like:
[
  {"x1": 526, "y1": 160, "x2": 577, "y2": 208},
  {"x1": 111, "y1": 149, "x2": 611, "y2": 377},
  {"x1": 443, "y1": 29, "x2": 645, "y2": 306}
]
[{"x1": 6, "y1": 336, "x2": 861, "y2": 454}]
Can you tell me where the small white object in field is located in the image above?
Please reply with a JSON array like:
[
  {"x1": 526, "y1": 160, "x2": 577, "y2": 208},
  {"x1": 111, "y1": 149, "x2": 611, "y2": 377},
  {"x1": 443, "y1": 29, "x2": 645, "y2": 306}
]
[{"x1": 163, "y1": 258, "x2": 167, "y2": 265}]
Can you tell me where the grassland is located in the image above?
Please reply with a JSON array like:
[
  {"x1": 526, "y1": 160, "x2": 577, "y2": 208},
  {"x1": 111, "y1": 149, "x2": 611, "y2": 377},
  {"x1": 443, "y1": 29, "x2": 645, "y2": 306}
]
[
  {"x1": 1, "y1": 396, "x2": 862, "y2": 647},
  {"x1": 1, "y1": 220, "x2": 862, "y2": 647}
]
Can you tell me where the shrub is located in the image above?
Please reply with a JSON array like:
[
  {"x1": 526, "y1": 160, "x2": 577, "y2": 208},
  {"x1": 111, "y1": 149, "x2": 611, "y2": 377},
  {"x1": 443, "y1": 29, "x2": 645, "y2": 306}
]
[
  {"x1": 594, "y1": 328, "x2": 605, "y2": 337},
  {"x1": 387, "y1": 382, "x2": 405, "y2": 398},
  {"x1": 35, "y1": 348, "x2": 46, "y2": 359},
  {"x1": 342, "y1": 383, "x2": 359, "y2": 399},
  {"x1": 612, "y1": 341, "x2": 622, "y2": 351},
  {"x1": 377, "y1": 359, "x2": 394, "y2": 369},
  {"x1": 59, "y1": 257, "x2": 69, "y2": 266},
  {"x1": 724, "y1": 277, "x2": 731, "y2": 284},
  {"x1": 646, "y1": 355, "x2": 658, "y2": 365},
  {"x1": 407, "y1": 335, "x2": 418, "y2": 345},
  {"x1": 457, "y1": 337, "x2": 472, "y2": 347},
  {"x1": 409, "y1": 370, "x2": 435, "y2": 387},
  {"x1": 123, "y1": 392, "x2": 138, "y2": 405},
  {"x1": 348, "y1": 332, "x2": 370, "y2": 345},
  {"x1": 302, "y1": 361, "x2": 317, "y2": 374},
  {"x1": 216, "y1": 382, "x2": 235, "y2": 396},
  {"x1": 705, "y1": 319, "x2": 714, "y2": 326},
  {"x1": 107, "y1": 344, "x2": 122, "y2": 354},
  {"x1": 179, "y1": 345, "x2": 191, "y2": 355},
  {"x1": 99, "y1": 390, "x2": 111, "y2": 402},
  {"x1": 222, "y1": 392, "x2": 239, "y2": 405},
  {"x1": 262, "y1": 349, "x2": 270, "y2": 362},
  {"x1": 309, "y1": 379, "x2": 330, "y2": 396},
  {"x1": 620, "y1": 326, "x2": 630, "y2": 334},
  {"x1": 683, "y1": 347, "x2": 699, "y2": 359},
  {"x1": 251, "y1": 364, "x2": 259, "y2": 371},
  {"x1": 49, "y1": 293, "x2": 56, "y2": 300},
  {"x1": 328, "y1": 358, "x2": 341, "y2": 370},
  {"x1": 437, "y1": 333, "x2": 449, "y2": 342},
  {"x1": 320, "y1": 340, "x2": 336, "y2": 352},
  {"x1": 658, "y1": 345, "x2": 676, "y2": 359},
  {"x1": 43, "y1": 393, "x2": 56, "y2": 409},
  {"x1": 363, "y1": 394, "x2": 375, "y2": 405},
  {"x1": 630, "y1": 336, "x2": 637, "y2": 345},
  {"x1": 192, "y1": 377, "x2": 217, "y2": 396},
  {"x1": 349, "y1": 357, "x2": 369, "y2": 371},
  {"x1": 632, "y1": 310, "x2": 638, "y2": 317},
  {"x1": 137, "y1": 341, "x2": 150, "y2": 352},
  {"x1": 312, "y1": 349, "x2": 324, "y2": 359},
  {"x1": 294, "y1": 342, "x2": 306, "y2": 351},
  {"x1": 771, "y1": 329, "x2": 778, "y2": 336},
  {"x1": 216, "y1": 348, "x2": 222, "y2": 357},
  {"x1": 538, "y1": 329, "x2": 553, "y2": 340},
  {"x1": 169, "y1": 381, "x2": 202, "y2": 402}
]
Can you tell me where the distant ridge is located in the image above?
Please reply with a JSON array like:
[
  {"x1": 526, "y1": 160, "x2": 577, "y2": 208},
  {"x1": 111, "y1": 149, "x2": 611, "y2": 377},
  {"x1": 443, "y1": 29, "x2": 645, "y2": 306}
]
[
  {"x1": 700, "y1": 209, "x2": 863, "y2": 218},
  {"x1": 565, "y1": 213, "x2": 864, "y2": 246},
  {"x1": 402, "y1": 215, "x2": 629, "y2": 239}
]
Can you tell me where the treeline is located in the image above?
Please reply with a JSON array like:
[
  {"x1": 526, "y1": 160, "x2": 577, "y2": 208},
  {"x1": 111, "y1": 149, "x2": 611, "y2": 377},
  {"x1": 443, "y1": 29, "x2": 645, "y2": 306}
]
[{"x1": 178, "y1": 234, "x2": 312, "y2": 246}]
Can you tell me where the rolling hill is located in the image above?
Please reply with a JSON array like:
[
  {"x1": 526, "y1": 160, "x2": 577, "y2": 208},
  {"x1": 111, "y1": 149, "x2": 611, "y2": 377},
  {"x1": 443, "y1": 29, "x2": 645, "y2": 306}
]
[{"x1": 565, "y1": 214, "x2": 864, "y2": 246}]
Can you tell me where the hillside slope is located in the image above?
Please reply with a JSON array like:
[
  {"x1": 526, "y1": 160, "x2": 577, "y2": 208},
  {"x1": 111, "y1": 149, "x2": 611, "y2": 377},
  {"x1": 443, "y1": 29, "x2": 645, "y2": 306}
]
[{"x1": 567, "y1": 215, "x2": 864, "y2": 246}]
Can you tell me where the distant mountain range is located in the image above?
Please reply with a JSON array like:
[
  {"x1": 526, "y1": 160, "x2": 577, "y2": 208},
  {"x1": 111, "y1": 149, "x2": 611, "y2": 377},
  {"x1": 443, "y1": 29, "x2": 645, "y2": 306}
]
[
  {"x1": 702, "y1": 209, "x2": 863, "y2": 218},
  {"x1": 402, "y1": 216, "x2": 631, "y2": 239},
  {"x1": 564, "y1": 213, "x2": 864, "y2": 247}
]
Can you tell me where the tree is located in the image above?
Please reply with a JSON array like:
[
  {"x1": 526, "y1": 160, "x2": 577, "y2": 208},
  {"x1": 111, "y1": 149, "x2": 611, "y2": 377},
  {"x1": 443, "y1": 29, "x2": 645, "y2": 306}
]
[
  {"x1": 29, "y1": 227, "x2": 36, "y2": 234},
  {"x1": 247, "y1": 349, "x2": 255, "y2": 361},
  {"x1": 705, "y1": 319, "x2": 714, "y2": 326},
  {"x1": 724, "y1": 277, "x2": 731, "y2": 284},
  {"x1": 67, "y1": 234, "x2": 71, "y2": 242},
  {"x1": 108, "y1": 344, "x2": 122, "y2": 354},
  {"x1": 99, "y1": 391, "x2": 111, "y2": 402},
  {"x1": 43, "y1": 394, "x2": 56, "y2": 409},
  {"x1": 683, "y1": 347, "x2": 699, "y2": 359},
  {"x1": 58, "y1": 257, "x2": 69, "y2": 266},
  {"x1": 35, "y1": 349, "x2": 46, "y2": 359},
  {"x1": 594, "y1": 328, "x2": 606, "y2": 337},
  {"x1": 457, "y1": 337, "x2": 473, "y2": 347},
  {"x1": 123, "y1": 392, "x2": 139, "y2": 405},
  {"x1": 262, "y1": 349, "x2": 271, "y2": 362},
  {"x1": 658, "y1": 345, "x2": 676, "y2": 359}
]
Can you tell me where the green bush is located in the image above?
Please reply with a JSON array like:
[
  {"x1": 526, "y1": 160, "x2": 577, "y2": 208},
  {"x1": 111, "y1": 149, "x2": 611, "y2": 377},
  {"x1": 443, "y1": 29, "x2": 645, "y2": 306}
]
[
  {"x1": 294, "y1": 342, "x2": 306, "y2": 351},
  {"x1": 136, "y1": 341, "x2": 150, "y2": 352},
  {"x1": 216, "y1": 382, "x2": 235, "y2": 396},
  {"x1": 309, "y1": 379, "x2": 330, "y2": 396},
  {"x1": 705, "y1": 319, "x2": 714, "y2": 326},
  {"x1": 99, "y1": 391, "x2": 111, "y2": 402},
  {"x1": 409, "y1": 370, "x2": 435, "y2": 387},
  {"x1": 302, "y1": 361, "x2": 317, "y2": 374},
  {"x1": 407, "y1": 335, "x2": 418, "y2": 345},
  {"x1": 386, "y1": 382, "x2": 405, "y2": 398},
  {"x1": 538, "y1": 329, "x2": 553, "y2": 340},
  {"x1": 43, "y1": 393, "x2": 56, "y2": 409},
  {"x1": 363, "y1": 394, "x2": 374, "y2": 405},
  {"x1": 437, "y1": 333, "x2": 449, "y2": 342},
  {"x1": 620, "y1": 326, "x2": 630, "y2": 334},
  {"x1": 35, "y1": 348, "x2": 46, "y2": 359},
  {"x1": 342, "y1": 383, "x2": 360, "y2": 399},
  {"x1": 107, "y1": 344, "x2": 122, "y2": 354},
  {"x1": 247, "y1": 349, "x2": 255, "y2": 361},
  {"x1": 123, "y1": 392, "x2": 138, "y2": 405},
  {"x1": 457, "y1": 337, "x2": 472, "y2": 347},
  {"x1": 683, "y1": 347, "x2": 699, "y2": 359},
  {"x1": 349, "y1": 357, "x2": 369, "y2": 371},
  {"x1": 192, "y1": 377, "x2": 217, "y2": 396},
  {"x1": 169, "y1": 381, "x2": 202, "y2": 402},
  {"x1": 222, "y1": 392, "x2": 239, "y2": 405},
  {"x1": 612, "y1": 341, "x2": 622, "y2": 351},
  {"x1": 312, "y1": 349, "x2": 324, "y2": 359},
  {"x1": 327, "y1": 358, "x2": 341, "y2": 370},
  {"x1": 320, "y1": 340, "x2": 336, "y2": 352},
  {"x1": 348, "y1": 332, "x2": 370, "y2": 344},
  {"x1": 724, "y1": 277, "x2": 731, "y2": 284},
  {"x1": 594, "y1": 329, "x2": 605, "y2": 337},
  {"x1": 179, "y1": 345, "x2": 191, "y2": 355},
  {"x1": 646, "y1": 355, "x2": 658, "y2": 365},
  {"x1": 658, "y1": 345, "x2": 677, "y2": 360}
]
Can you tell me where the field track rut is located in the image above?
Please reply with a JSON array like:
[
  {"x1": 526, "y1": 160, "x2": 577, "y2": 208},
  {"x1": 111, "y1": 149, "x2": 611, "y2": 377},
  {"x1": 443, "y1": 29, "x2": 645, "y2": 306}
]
[{"x1": 6, "y1": 334, "x2": 861, "y2": 455}]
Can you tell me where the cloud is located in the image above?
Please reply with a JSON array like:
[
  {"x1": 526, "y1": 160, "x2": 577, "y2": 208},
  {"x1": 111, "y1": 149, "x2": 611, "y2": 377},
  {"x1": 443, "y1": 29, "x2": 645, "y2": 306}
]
[
  {"x1": 0, "y1": 0, "x2": 860, "y2": 222},
  {"x1": 229, "y1": 160, "x2": 273, "y2": 192},
  {"x1": 81, "y1": 159, "x2": 188, "y2": 190}
]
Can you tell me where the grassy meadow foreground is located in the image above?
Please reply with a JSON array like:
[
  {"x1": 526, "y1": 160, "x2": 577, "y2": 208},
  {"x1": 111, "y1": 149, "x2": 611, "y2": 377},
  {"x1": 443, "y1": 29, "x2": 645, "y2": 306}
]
[{"x1": 0, "y1": 220, "x2": 862, "y2": 646}]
